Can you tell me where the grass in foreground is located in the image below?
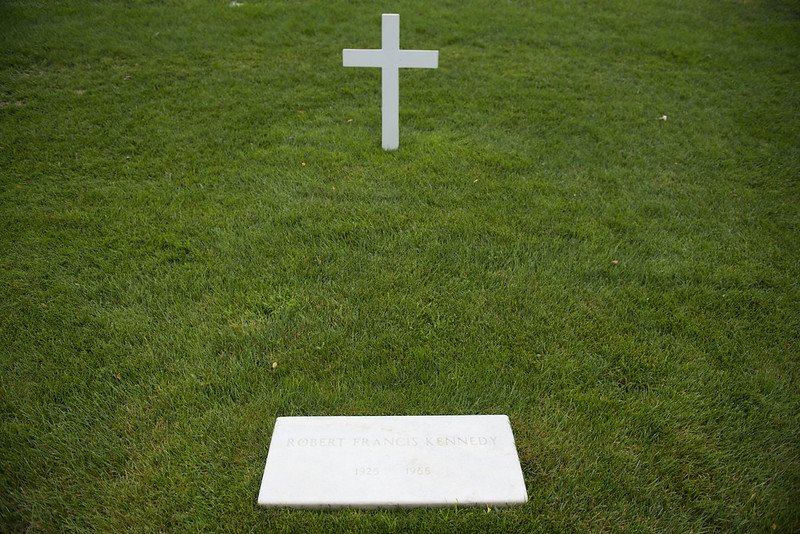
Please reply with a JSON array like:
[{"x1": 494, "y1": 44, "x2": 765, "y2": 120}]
[{"x1": 1, "y1": 0, "x2": 798, "y2": 531}]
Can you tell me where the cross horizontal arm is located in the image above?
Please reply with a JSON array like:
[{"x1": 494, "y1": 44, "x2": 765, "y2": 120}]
[
  {"x1": 343, "y1": 49, "x2": 384, "y2": 68},
  {"x1": 397, "y1": 50, "x2": 438, "y2": 69},
  {"x1": 343, "y1": 49, "x2": 438, "y2": 69}
]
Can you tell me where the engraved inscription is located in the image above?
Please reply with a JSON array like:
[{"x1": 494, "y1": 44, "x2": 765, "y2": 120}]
[
  {"x1": 352, "y1": 437, "x2": 419, "y2": 447},
  {"x1": 286, "y1": 438, "x2": 347, "y2": 447},
  {"x1": 355, "y1": 467, "x2": 380, "y2": 476},
  {"x1": 286, "y1": 435, "x2": 498, "y2": 448},
  {"x1": 405, "y1": 466, "x2": 432, "y2": 476},
  {"x1": 425, "y1": 436, "x2": 497, "y2": 447}
]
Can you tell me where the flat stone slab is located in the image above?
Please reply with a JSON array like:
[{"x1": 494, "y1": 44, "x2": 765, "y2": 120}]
[{"x1": 257, "y1": 415, "x2": 528, "y2": 509}]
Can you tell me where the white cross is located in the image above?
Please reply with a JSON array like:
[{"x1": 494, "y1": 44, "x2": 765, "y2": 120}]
[{"x1": 343, "y1": 14, "x2": 438, "y2": 150}]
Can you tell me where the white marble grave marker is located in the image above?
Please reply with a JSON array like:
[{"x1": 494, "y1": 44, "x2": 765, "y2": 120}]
[
  {"x1": 343, "y1": 14, "x2": 438, "y2": 150},
  {"x1": 257, "y1": 415, "x2": 528, "y2": 508}
]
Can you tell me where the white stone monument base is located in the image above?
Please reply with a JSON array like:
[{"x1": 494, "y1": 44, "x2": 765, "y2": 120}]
[{"x1": 257, "y1": 415, "x2": 528, "y2": 509}]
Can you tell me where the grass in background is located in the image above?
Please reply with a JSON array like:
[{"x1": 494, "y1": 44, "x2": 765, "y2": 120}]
[{"x1": 1, "y1": 0, "x2": 798, "y2": 531}]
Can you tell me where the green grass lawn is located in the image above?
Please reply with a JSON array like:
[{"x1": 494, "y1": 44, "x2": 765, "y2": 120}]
[{"x1": 1, "y1": 0, "x2": 798, "y2": 531}]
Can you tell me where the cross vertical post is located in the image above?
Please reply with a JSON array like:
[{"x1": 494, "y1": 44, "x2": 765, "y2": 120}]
[
  {"x1": 381, "y1": 14, "x2": 400, "y2": 151},
  {"x1": 343, "y1": 14, "x2": 438, "y2": 150}
]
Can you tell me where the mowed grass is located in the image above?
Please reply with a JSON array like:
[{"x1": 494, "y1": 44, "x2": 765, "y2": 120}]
[{"x1": 1, "y1": 0, "x2": 798, "y2": 531}]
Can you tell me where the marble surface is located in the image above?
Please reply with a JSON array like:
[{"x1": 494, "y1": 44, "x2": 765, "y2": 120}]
[{"x1": 257, "y1": 415, "x2": 528, "y2": 508}]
